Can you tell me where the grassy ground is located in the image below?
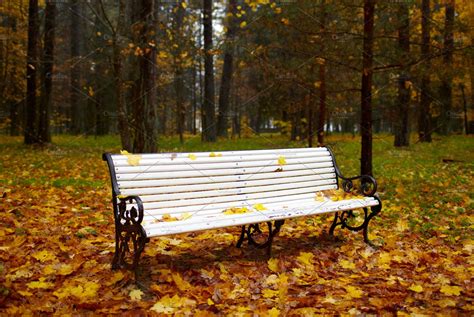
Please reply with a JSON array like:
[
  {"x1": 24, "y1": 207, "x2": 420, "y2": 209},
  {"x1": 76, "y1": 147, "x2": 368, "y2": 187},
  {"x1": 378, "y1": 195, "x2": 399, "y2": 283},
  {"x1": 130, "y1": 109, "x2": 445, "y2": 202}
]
[{"x1": 0, "y1": 133, "x2": 473, "y2": 315}]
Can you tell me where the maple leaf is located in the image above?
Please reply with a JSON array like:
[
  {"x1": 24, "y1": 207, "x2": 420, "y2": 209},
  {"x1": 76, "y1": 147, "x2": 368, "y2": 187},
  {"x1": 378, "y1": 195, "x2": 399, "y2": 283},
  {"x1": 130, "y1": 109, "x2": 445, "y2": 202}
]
[
  {"x1": 253, "y1": 203, "x2": 267, "y2": 211},
  {"x1": 345, "y1": 286, "x2": 363, "y2": 299},
  {"x1": 129, "y1": 289, "x2": 144, "y2": 301},
  {"x1": 172, "y1": 273, "x2": 192, "y2": 292},
  {"x1": 440, "y1": 285, "x2": 462, "y2": 296},
  {"x1": 120, "y1": 150, "x2": 141, "y2": 166},
  {"x1": 277, "y1": 156, "x2": 286, "y2": 166},
  {"x1": 267, "y1": 258, "x2": 279, "y2": 273},
  {"x1": 268, "y1": 307, "x2": 280, "y2": 317},
  {"x1": 223, "y1": 207, "x2": 250, "y2": 215},
  {"x1": 27, "y1": 278, "x2": 54, "y2": 289},
  {"x1": 296, "y1": 252, "x2": 314, "y2": 266},
  {"x1": 150, "y1": 295, "x2": 196, "y2": 313},
  {"x1": 339, "y1": 259, "x2": 356, "y2": 270},
  {"x1": 408, "y1": 284, "x2": 423, "y2": 293},
  {"x1": 32, "y1": 250, "x2": 56, "y2": 263},
  {"x1": 188, "y1": 154, "x2": 197, "y2": 160}
]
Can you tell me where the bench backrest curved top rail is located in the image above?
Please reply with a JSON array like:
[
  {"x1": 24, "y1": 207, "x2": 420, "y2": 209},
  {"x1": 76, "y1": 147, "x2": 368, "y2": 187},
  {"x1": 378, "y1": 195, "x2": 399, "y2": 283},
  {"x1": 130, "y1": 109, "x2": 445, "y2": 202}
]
[{"x1": 103, "y1": 147, "x2": 339, "y2": 220}]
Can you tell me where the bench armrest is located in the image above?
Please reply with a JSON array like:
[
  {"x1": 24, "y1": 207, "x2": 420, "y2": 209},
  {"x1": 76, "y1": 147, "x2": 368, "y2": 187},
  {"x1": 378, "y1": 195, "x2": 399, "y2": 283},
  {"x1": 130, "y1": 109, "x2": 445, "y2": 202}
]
[
  {"x1": 117, "y1": 195, "x2": 144, "y2": 225},
  {"x1": 326, "y1": 147, "x2": 378, "y2": 197}
]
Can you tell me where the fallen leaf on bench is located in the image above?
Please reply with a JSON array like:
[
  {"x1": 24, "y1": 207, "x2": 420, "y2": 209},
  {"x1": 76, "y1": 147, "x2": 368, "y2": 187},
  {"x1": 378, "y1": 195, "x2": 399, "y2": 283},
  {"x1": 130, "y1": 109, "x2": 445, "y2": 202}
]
[
  {"x1": 278, "y1": 156, "x2": 287, "y2": 166},
  {"x1": 209, "y1": 152, "x2": 222, "y2": 157},
  {"x1": 120, "y1": 150, "x2": 141, "y2": 166},
  {"x1": 129, "y1": 289, "x2": 144, "y2": 301},
  {"x1": 188, "y1": 154, "x2": 197, "y2": 160},
  {"x1": 161, "y1": 213, "x2": 179, "y2": 222},
  {"x1": 222, "y1": 207, "x2": 250, "y2": 215},
  {"x1": 180, "y1": 212, "x2": 193, "y2": 220},
  {"x1": 253, "y1": 203, "x2": 267, "y2": 211}
]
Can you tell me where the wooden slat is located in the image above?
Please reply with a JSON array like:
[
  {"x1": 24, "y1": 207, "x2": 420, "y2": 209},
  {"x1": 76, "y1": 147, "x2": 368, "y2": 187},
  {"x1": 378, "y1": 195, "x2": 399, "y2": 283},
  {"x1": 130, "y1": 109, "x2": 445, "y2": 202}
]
[
  {"x1": 114, "y1": 156, "x2": 332, "y2": 174},
  {"x1": 138, "y1": 178, "x2": 337, "y2": 203},
  {"x1": 143, "y1": 198, "x2": 379, "y2": 237},
  {"x1": 141, "y1": 184, "x2": 337, "y2": 210},
  {"x1": 117, "y1": 162, "x2": 335, "y2": 187},
  {"x1": 111, "y1": 147, "x2": 328, "y2": 162},
  {"x1": 119, "y1": 170, "x2": 336, "y2": 195}
]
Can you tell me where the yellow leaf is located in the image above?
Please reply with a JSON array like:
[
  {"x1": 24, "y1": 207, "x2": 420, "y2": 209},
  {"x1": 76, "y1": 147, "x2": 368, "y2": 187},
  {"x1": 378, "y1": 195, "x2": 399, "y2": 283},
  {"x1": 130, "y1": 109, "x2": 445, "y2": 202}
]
[
  {"x1": 440, "y1": 285, "x2": 462, "y2": 296},
  {"x1": 315, "y1": 192, "x2": 326, "y2": 202},
  {"x1": 88, "y1": 86, "x2": 94, "y2": 97},
  {"x1": 172, "y1": 273, "x2": 192, "y2": 292},
  {"x1": 107, "y1": 271, "x2": 125, "y2": 286},
  {"x1": 18, "y1": 290, "x2": 33, "y2": 297},
  {"x1": 262, "y1": 289, "x2": 279, "y2": 299},
  {"x1": 188, "y1": 154, "x2": 197, "y2": 160},
  {"x1": 27, "y1": 279, "x2": 54, "y2": 289},
  {"x1": 268, "y1": 258, "x2": 279, "y2": 273},
  {"x1": 129, "y1": 289, "x2": 144, "y2": 301},
  {"x1": 268, "y1": 307, "x2": 280, "y2": 317},
  {"x1": 345, "y1": 286, "x2": 363, "y2": 298},
  {"x1": 32, "y1": 250, "x2": 56, "y2": 263},
  {"x1": 207, "y1": 298, "x2": 214, "y2": 305},
  {"x1": 281, "y1": 18, "x2": 290, "y2": 25},
  {"x1": 223, "y1": 207, "x2": 250, "y2": 215},
  {"x1": 150, "y1": 295, "x2": 196, "y2": 313},
  {"x1": 120, "y1": 150, "x2": 142, "y2": 166},
  {"x1": 253, "y1": 203, "x2": 267, "y2": 211},
  {"x1": 297, "y1": 252, "x2": 314, "y2": 266},
  {"x1": 53, "y1": 280, "x2": 100, "y2": 300},
  {"x1": 209, "y1": 152, "x2": 216, "y2": 157},
  {"x1": 181, "y1": 1, "x2": 187, "y2": 9},
  {"x1": 240, "y1": 21, "x2": 247, "y2": 28},
  {"x1": 339, "y1": 259, "x2": 356, "y2": 270},
  {"x1": 409, "y1": 284, "x2": 423, "y2": 293},
  {"x1": 180, "y1": 212, "x2": 192, "y2": 221},
  {"x1": 278, "y1": 156, "x2": 286, "y2": 166}
]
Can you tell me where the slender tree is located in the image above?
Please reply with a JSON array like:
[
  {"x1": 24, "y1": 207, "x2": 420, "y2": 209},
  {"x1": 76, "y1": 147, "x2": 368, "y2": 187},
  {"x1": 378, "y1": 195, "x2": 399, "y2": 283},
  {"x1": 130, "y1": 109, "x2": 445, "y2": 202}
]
[
  {"x1": 217, "y1": 0, "x2": 237, "y2": 138},
  {"x1": 69, "y1": 0, "x2": 83, "y2": 134},
  {"x1": 418, "y1": 0, "x2": 432, "y2": 142},
  {"x1": 438, "y1": 0, "x2": 455, "y2": 135},
  {"x1": 174, "y1": 2, "x2": 186, "y2": 144},
  {"x1": 24, "y1": 0, "x2": 39, "y2": 144},
  {"x1": 317, "y1": 2, "x2": 327, "y2": 146},
  {"x1": 202, "y1": 0, "x2": 217, "y2": 142},
  {"x1": 360, "y1": 0, "x2": 375, "y2": 176},
  {"x1": 38, "y1": 1, "x2": 55, "y2": 144},
  {"x1": 394, "y1": 2, "x2": 410, "y2": 147}
]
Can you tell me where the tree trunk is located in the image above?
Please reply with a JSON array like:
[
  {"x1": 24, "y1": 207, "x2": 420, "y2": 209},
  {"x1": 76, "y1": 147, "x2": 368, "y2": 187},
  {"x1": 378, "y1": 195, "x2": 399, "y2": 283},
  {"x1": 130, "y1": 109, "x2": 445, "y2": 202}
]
[
  {"x1": 38, "y1": 1, "x2": 55, "y2": 144},
  {"x1": 133, "y1": 0, "x2": 158, "y2": 152},
  {"x1": 360, "y1": 0, "x2": 375, "y2": 176},
  {"x1": 317, "y1": 1, "x2": 327, "y2": 146},
  {"x1": 174, "y1": 3, "x2": 185, "y2": 144},
  {"x1": 202, "y1": 0, "x2": 217, "y2": 142},
  {"x1": 114, "y1": 0, "x2": 132, "y2": 151},
  {"x1": 24, "y1": 0, "x2": 39, "y2": 144},
  {"x1": 70, "y1": 0, "x2": 82, "y2": 134},
  {"x1": 217, "y1": 0, "x2": 237, "y2": 138},
  {"x1": 418, "y1": 0, "x2": 432, "y2": 142},
  {"x1": 394, "y1": 2, "x2": 410, "y2": 147},
  {"x1": 438, "y1": 0, "x2": 455, "y2": 135}
]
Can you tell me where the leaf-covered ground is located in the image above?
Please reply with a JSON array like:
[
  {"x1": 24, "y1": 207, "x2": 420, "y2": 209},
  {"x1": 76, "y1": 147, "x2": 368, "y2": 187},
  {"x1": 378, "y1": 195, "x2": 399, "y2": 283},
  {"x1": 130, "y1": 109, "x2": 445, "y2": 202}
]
[{"x1": 0, "y1": 134, "x2": 473, "y2": 315}]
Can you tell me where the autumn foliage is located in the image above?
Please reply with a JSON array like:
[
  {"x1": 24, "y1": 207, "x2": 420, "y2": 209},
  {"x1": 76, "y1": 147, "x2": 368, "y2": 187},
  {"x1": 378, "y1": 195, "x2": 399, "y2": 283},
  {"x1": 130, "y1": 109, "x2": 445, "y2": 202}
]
[{"x1": 0, "y1": 135, "x2": 473, "y2": 315}]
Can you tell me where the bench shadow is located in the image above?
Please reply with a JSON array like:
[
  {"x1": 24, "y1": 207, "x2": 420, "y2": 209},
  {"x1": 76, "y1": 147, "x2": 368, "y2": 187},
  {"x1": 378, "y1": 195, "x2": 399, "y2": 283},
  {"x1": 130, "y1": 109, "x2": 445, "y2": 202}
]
[{"x1": 137, "y1": 227, "x2": 351, "y2": 284}]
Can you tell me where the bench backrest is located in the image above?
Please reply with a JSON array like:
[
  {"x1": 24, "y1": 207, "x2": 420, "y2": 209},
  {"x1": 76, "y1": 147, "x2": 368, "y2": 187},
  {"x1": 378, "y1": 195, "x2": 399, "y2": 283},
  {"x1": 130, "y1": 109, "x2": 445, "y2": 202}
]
[{"x1": 104, "y1": 147, "x2": 338, "y2": 221}]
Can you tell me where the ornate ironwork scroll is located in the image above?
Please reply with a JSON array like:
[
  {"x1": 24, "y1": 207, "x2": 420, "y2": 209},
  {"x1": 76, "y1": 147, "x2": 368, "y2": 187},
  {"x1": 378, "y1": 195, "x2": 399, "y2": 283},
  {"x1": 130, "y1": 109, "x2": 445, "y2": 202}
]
[
  {"x1": 111, "y1": 196, "x2": 148, "y2": 278},
  {"x1": 236, "y1": 220, "x2": 285, "y2": 256}
]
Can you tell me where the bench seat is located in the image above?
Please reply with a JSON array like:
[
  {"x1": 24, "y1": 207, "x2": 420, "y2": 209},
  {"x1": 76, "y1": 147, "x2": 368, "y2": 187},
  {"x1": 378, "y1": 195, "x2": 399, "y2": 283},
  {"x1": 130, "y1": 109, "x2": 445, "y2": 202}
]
[{"x1": 103, "y1": 147, "x2": 382, "y2": 275}]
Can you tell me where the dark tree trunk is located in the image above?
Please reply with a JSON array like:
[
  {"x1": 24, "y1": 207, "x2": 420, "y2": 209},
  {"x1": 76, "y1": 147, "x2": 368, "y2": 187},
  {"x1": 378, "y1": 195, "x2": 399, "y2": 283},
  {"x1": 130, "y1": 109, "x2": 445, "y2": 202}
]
[
  {"x1": 360, "y1": 0, "x2": 375, "y2": 176},
  {"x1": 438, "y1": 0, "x2": 455, "y2": 135},
  {"x1": 24, "y1": 0, "x2": 39, "y2": 144},
  {"x1": 418, "y1": 0, "x2": 432, "y2": 142},
  {"x1": 114, "y1": 0, "x2": 132, "y2": 150},
  {"x1": 217, "y1": 0, "x2": 237, "y2": 138},
  {"x1": 38, "y1": 1, "x2": 55, "y2": 144},
  {"x1": 70, "y1": 0, "x2": 82, "y2": 134},
  {"x1": 394, "y1": 2, "x2": 410, "y2": 147},
  {"x1": 317, "y1": 1, "x2": 327, "y2": 146},
  {"x1": 133, "y1": 0, "x2": 158, "y2": 152},
  {"x1": 307, "y1": 93, "x2": 314, "y2": 147},
  {"x1": 202, "y1": 0, "x2": 216, "y2": 142},
  {"x1": 174, "y1": 3, "x2": 185, "y2": 144}
]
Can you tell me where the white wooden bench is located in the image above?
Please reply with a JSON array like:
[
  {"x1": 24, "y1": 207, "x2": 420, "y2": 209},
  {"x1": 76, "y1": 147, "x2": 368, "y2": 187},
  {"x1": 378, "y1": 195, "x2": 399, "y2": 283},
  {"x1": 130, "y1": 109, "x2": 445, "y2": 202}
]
[{"x1": 103, "y1": 147, "x2": 382, "y2": 275}]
